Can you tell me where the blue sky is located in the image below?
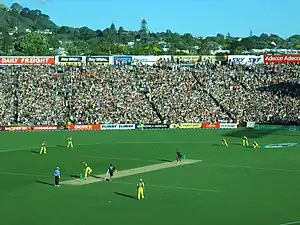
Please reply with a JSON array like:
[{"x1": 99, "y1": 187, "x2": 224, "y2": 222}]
[{"x1": 4, "y1": 0, "x2": 300, "y2": 37}]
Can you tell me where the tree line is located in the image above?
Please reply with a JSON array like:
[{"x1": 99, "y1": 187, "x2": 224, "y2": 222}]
[{"x1": 0, "y1": 3, "x2": 300, "y2": 56}]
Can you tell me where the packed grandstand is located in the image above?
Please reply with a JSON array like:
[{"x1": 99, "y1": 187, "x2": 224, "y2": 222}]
[{"x1": 0, "y1": 54, "x2": 299, "y2": 127}]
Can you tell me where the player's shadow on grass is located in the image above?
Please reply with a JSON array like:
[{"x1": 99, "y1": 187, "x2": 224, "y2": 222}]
[
  {"x1": 56, "y1": 145, "x2": 65, "y2": 148},
  {"x1": 30, "y1": 150, "x2": 40, "y2": 154},
  {"x1": 35, "y1": 180, "x2": 54, "y2": 186},
  {"x1": 70, "y1": 175, "x2": 80, "y2": 178},
  {"x1": 91, "y1": 175, "x2": 105, "y2": 179},
  {"x1": 157, "y1": 159, "x2": 172, "y2": 162},
  {"x1": 114, "y1": 192, "x2": 136, "y2": 200}
]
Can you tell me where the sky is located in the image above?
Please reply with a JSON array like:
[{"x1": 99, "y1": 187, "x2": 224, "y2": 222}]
[{"x1": 4, "y1": 0, "x2": 300, "y2": 37}]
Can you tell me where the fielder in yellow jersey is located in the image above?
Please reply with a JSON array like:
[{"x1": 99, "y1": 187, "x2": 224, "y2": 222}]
[
  {"x1": 243, "y1": 136, "x2": 249, "y2": 146},
  {"x1": 137, "y1": 179, "x2": 145, "y2": 200},
  {"x1": 222, "y1": 138, "x2": 228, "y2": 147},
  {"x1": 83, "y1": 163, "x2": 92, "y2": 179},
  {"x1": 67, "y1": 137, "x2": 73, "y2": 148},
  {"x1": 253, "y1": 141, "x2": 260, "y2": 149},
  {"x1": 40, "y1": 142, "x2": 47, "y2": 154}
]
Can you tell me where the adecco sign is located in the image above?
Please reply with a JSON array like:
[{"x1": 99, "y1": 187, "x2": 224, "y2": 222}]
[
  {"x1": 264, "y1": 55, "x2": 300, "y2": 64},
  {"x1": 228, "y1": 55, "x2": 264, "y2": 64}
]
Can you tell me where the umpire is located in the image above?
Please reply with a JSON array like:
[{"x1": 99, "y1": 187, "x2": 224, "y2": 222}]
[{"x1": 54, "y1": 167, "x2": 60, "y2": 187}]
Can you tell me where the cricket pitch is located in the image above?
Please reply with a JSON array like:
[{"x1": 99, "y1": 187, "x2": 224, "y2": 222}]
[{"x1": 62, "y1": 159, "x2": 202, "y2": 186}]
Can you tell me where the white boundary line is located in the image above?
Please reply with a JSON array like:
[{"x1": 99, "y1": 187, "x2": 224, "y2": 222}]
[{"x1": 280, "y1": 221, "x2": 300, "y2": 225}]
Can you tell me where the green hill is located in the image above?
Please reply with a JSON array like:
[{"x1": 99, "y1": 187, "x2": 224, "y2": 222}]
[{"x1": 0, "y1": 3, "x2": 57, "y2": 33}]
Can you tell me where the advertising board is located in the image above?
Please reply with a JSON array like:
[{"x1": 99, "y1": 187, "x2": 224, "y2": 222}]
[
  {"x1": 56, "y1": 56, "x2": 85, "y2": 65},
  {"x1": 101, "y1": 124, "x2": 135, "y2": 130},
  {"x1": 86, "y1": 56, "x2": 112, "y2": 64},
  {"x1": 0, "y1": 56, "x2": 55, "y2": 65},
  {"x1": 66, "y1": 124, "x2": 100, "y2": 131},
  {"x1": 219, "y1": 123, "x2": 237, "y2": 129},
  {"x1": 228, "y1": 55, "x2": 264, "y2": 64},
  {"x1": 264, "y1": 55, "x2": 300, "y2": 64}
]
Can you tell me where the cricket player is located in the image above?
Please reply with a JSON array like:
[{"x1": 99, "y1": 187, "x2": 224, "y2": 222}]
[
  {"x1": 40, "y1": 141, "x2": 47, "y2": 154},
  {"x1": 222, "y1": 137, "x2": 228, "y2": 147},
  {"x1": 137, "y1": 178, "x2": 145, "y2": 200},
  {"x1": 105, "y1": 164, "x2": 117, "y2": 181},
  {"x1": 83, "y1": 162, "x2": 92, "y2": 179},
  {"x1": 243, "y1": 136, "x2": 249, "y2": 146},
  {"x1": 176, "y1": 149, "x2": 183, "y2": 163},
  {"x1": 67, "y1": 136, "x2": 73, "y2": 148},
  {"x1": 253, "y1": 141, "x2": 260, "y2": 149}
]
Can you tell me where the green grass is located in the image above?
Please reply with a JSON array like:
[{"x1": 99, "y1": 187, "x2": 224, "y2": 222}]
[{"x1": 1, "y1": 129, "x2": 300, "y2": 225}]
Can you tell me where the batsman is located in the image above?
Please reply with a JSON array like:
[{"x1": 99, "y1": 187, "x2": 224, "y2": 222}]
[{"x1": 137, "y1": 178, "x2": 145, "y2": 200}]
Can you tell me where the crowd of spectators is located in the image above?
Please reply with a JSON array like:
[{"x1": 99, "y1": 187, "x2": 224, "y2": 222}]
[{"x1": 0, "y1": 62, "x2": 299, "y2": 125}]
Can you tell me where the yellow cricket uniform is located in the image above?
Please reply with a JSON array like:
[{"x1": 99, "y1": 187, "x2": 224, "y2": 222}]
[
  {"x1": 40, "y1": 143, "x2": 47, "y2": 154},
  {"x1": 84, "y1": 166, "x2": 92, "y2": 179},
  {"x1": 222, "y1": 138, "x2": 228, "y2": 146},
  {"x1": 253, "y1": 141, "x2": 260, "y2": 149},
  {"x1": 67, "y1": 137, "x2": 73, "y2": 148},
  {"x1": 243, "y1": 136, "x2": 249, "y2": 146},
  {"x1": 137, "y1": 179, "x2": 145, "y2": 200}
]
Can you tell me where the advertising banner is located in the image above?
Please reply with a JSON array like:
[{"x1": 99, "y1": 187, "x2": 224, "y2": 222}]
[
  {"x1": 132, "y1": 56, "x2": 170, "y2": 65},
  {"x1": 170, "y1": 124, "x2": 181, "y2": 129},
  {"x1": 202, "y1": 122, "x2": 220, "y2": 129},
  {"x1": 1, "y1": 125, "x2": 61, "y2": 131},
  {"x1": 3, "y1": 126, "x2": 31, "y2": 131},
  {"x1": 113, "y1": 56, "x2": 132, "y2": 66},
  {"x1": 180, "y1": 123, "x2": 202, "y2": 129},
  {"x1": 264, "y1": 55, "x2": 300, "y2": 64},
  {"x1": 201, "y1": 55, "x2": 227, "y2": 62},
  {"x1": 86, "y1": 56, "x2": 112, "y2": 64},
  {"x1": 169, "y1": 123, "x2": 202, "y2": 129},
  {"x1": 253, "y1": 124, "x2": 300, "y2": 131},
  {"x1": 228, "y1": 55, "x2": 264, "y2": 64},
  {"x1": 220, "y1": 123, "x2": 237, "y2": 129},
  {"x1": 56, "y1": 56, "x2": 85, "y2": 65},
  {"x1": 66, "y1": 124, "x2": 100, "y2": 131},
  {"x1": 0, "y1": 56, "x2": 55, "y2": 65},
  {"x1": 136, "y1": 124, "x2": 169, "y2": 129},
  {"x1": 246, "y1": 122, "x2": 255, "y2": 128},
  {"x1": 101, "y1": 124, "x2": 135, "y2": 130},
  {"x1": 173, "y1": 55, "x2": 200, "y2": 62}
]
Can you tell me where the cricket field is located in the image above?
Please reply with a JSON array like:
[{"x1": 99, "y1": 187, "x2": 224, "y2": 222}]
[{"x1": 1, "y1": 128, "x2": 300, "y2": 225}]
